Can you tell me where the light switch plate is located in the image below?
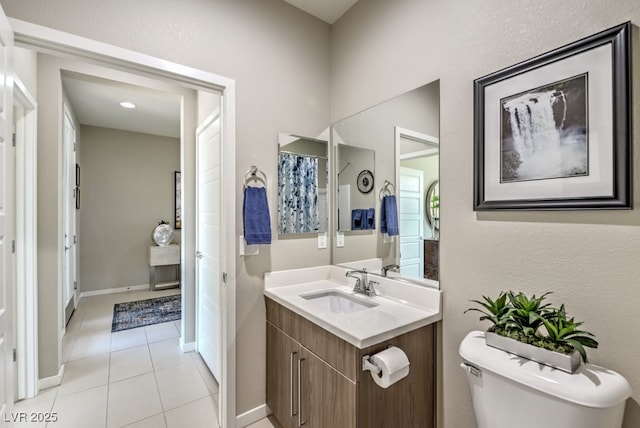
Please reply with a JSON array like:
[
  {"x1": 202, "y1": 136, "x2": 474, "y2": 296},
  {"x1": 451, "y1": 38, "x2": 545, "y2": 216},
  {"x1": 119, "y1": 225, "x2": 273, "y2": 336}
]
[
  {"x1": 336, "y1": 232, "x2": 345, "y2": 248},
  {"x1": 317, "y1": 232, "x2": 327, "y2": 249}
]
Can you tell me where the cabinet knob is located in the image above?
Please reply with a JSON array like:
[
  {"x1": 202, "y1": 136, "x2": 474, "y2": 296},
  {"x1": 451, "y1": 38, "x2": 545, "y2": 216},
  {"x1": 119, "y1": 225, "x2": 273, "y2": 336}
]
[{"x1": 195, "y1": 251, "x2": 203, "y2": 259}]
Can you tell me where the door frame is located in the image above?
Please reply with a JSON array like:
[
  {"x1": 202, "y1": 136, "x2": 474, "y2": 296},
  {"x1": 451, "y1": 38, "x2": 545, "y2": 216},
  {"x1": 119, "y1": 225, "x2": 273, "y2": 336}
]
[
  {"x1": 14, "y1": 75, "x2": 38, "y2": 400},
  {"x1": 10, "y1": 18, "x2": 237, "y2": 427}
]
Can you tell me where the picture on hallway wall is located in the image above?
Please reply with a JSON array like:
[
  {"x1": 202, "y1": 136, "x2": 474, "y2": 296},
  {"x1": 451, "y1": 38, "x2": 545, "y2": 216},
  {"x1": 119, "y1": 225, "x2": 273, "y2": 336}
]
[
  {"x1": 473, "y1": 22, "x2": 631, "y2": 210},
  {"x1": 174, "y1": 171, "x2": 182, "y2": 229}
]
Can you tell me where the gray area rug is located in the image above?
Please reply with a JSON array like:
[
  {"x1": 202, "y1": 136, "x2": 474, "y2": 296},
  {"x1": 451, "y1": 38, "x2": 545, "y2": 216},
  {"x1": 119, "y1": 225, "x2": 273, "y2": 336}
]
[{"x1": 111, "y1": 294, "x2": 181, "y2": 332}]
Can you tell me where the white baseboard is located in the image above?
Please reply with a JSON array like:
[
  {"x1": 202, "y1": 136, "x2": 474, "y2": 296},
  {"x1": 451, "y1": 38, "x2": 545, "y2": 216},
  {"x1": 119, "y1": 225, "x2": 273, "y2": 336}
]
[
  {"x1": 181, "y1": 340, "x2": 196, "y2": 353},
  {"x1": 236, "y1": 404, "x2": 271, "y2": 427},
  {"x1": 79, "y1": 284, "x2": 148, "y2": 300},
  {"x1": 38, "y1": 364, "x2": 65, "y2": 391}
]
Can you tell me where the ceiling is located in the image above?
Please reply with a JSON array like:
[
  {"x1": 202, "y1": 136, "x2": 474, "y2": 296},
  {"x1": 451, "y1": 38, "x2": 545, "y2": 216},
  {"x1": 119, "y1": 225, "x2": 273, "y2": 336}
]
[
  {"x1": 282, "y1": 0, "x2": 358, "y2": 24},
  {"x1": 61, "y1": 1, "x2": 356, "y2": 138},
  {"x1": 62, "y1": 72, "x2": 181, "y2": 139}
]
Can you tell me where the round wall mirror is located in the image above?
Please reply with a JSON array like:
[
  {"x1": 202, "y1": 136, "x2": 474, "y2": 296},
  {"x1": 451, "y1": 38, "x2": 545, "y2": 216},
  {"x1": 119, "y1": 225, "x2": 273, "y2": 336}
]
[{"x1": 425, "y1": 180, "x2": 439, "y2": 230}]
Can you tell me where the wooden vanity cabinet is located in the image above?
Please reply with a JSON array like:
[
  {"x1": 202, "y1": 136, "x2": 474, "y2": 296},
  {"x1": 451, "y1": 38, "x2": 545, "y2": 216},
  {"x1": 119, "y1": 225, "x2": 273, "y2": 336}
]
[
  {"x1": 267, "y1": 323, "x2": 356, "y2": 428},
  {"x1": 266, "y1": 297, "x2": 435, "y2": 428}
]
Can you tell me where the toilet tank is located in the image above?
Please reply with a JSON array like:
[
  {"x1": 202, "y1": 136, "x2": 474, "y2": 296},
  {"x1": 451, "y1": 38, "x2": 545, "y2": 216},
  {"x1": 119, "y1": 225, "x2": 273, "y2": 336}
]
[{"x1": 459, "y1": 331, "x2": 632, "y2": 428}]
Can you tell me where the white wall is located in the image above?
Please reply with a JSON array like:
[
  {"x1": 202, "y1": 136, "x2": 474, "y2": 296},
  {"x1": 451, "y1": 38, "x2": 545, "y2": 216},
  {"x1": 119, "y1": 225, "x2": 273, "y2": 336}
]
[
  {"x1": 0, "y1": 0, "x2": 332, "y2": 415},
  {"x1": 331, "y1": 1, "x2": 640, "y2": 427},
  {"x1": 79, "y1": 126, "x2": 180, "y2": 293}
]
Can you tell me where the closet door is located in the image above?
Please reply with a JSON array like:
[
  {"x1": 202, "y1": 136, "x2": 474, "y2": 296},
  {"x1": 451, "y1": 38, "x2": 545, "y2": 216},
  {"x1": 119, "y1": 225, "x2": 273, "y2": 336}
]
[{"x1": 195, "y1": 112, "x2": 222, "y2": 382}]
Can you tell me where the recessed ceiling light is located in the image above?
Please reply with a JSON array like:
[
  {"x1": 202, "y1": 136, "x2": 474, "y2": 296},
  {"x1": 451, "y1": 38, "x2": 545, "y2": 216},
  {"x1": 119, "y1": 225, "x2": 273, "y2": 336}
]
[{"x1": 119, "y1": 101, "x2": 136, "y2": 109}]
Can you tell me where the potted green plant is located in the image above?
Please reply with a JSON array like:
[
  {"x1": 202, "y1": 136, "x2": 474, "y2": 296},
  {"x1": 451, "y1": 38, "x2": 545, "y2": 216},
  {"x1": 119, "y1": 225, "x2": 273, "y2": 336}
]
[{"x1": 465, "y1": 291, "x2": 598, "y2": 373}]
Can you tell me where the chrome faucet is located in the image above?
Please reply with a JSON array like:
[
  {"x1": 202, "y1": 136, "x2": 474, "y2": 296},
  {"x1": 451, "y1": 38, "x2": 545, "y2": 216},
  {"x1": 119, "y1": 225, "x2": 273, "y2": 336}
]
[
  {"x1": 381, "y1": 264, "x2": 400, "y2": 277},
  {"x1": 345, "y1": 269, "x2": 377, "y2": 297}
]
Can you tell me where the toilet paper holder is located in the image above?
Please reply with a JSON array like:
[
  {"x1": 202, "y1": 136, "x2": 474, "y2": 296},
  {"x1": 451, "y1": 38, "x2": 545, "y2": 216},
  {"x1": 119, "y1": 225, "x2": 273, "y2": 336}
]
[{"x1": 362, "y1": 354, "x2": 382, "y2": 375}]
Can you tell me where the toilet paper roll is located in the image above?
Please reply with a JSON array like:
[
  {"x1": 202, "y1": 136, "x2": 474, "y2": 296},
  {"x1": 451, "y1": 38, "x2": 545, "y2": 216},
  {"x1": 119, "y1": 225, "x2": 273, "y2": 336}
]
[{"x1": 370, "y1": 346, "x2": 410, "y2": 388}]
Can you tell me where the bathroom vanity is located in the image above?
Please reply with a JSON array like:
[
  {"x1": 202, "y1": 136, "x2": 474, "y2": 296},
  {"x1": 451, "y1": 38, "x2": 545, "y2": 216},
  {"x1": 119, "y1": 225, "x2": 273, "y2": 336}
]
[{"x1": 264, "y1": 266, "x2": 442, "y2": 428}]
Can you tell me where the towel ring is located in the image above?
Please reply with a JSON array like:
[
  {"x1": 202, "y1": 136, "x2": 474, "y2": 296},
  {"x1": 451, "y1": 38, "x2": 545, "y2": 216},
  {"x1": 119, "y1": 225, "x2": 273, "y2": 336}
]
[
  {"x1": 244, "y1": 165, "x2": 267, "y2": 189},
  {"x1": 379, "y1": 180, "x2": 396, "y2": 200}
]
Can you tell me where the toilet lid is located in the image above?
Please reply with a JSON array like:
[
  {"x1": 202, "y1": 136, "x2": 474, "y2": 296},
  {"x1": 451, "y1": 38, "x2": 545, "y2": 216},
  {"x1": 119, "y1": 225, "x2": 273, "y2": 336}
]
[{"x1": 459, "y1": 331, "x2": 632, "y2": 408}]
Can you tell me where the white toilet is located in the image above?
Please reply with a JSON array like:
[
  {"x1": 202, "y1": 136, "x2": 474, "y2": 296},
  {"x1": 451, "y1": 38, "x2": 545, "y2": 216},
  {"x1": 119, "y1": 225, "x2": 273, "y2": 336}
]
[{"x1": 459, "y1": 331, "x2": 632, "y2": 428}]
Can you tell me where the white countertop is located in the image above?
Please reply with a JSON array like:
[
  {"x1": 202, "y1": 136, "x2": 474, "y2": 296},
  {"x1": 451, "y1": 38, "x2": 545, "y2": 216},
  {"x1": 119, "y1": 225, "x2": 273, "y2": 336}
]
[{"x1": 264, "y1": 265, "x2": 442, "y2": 349}]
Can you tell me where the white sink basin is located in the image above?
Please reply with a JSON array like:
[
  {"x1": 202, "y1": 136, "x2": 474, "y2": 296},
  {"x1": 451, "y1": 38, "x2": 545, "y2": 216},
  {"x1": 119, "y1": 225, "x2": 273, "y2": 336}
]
[
  {"x1": 301, "y1": 289, "x2": 378, "y2": 314},
  {"x1": 264, "y1": 266, "x2": 442, "y2": 348}
]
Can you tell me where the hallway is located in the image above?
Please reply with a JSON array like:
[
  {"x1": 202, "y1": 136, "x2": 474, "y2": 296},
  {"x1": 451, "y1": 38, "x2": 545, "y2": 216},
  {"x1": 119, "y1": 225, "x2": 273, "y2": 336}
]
[{"x1": 12, "y1": 289, "x2": 219, "y2": 428}]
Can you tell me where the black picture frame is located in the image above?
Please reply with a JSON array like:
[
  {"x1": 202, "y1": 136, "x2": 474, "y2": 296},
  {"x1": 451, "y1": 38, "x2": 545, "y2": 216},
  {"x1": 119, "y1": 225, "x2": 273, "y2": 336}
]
[
  {"x1": 174, "y1": 171, "x2": 181, "y2": 229},
  {"x1": 357, "y1": 169, "x2": 374, "y2": 194},
  {"x1": 473, "y1": 22, "x2": 632, "y2": 210}
]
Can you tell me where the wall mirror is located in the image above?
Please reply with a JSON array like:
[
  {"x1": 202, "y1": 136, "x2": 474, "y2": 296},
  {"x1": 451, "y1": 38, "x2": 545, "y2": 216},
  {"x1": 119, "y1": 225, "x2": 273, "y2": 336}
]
[
  {"x1": 335, "y1": 145, "x2": 376, "y2": 232},
  {"x1": 277, "y1": 133, "x2": 329, "y2": 234},
  {"x1": 332, "y1": 80, "x2": 440, "y2": 288}
]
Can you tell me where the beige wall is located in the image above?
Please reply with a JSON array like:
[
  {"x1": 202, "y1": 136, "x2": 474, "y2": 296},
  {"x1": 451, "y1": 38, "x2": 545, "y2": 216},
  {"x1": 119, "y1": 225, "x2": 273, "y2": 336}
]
[
  {"x1": 79, "y1": 126, "x2": 180, "y2": 292},
  {"x1": 0, "y1": 0, "x2": 332, "y2": 415},
  {"x1": 332, "y1": 1, "x2": 640, "y2": 427}
]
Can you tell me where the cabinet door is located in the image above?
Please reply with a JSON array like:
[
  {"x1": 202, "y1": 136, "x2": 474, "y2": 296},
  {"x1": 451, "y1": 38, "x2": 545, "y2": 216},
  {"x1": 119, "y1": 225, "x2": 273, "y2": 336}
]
[
  {"x1": 267, "y1": 323, "x2": 298, "y2": 428},
  {"x1": 299, "y1": 346, "x2": 356, "y2": 428}
]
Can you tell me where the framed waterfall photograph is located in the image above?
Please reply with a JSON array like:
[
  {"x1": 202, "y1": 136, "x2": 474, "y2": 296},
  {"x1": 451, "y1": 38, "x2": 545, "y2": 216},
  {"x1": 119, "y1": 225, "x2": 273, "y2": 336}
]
[{"x1": 473, "y1": 22, "x2": 632, "y2": 210}]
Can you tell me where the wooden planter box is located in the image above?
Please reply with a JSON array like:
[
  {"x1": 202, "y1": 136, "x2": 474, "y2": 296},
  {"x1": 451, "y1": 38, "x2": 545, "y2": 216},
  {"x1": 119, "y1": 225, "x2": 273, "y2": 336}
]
[{"x1": 485, "y1": 332, "x2": 582, "y2": 373}]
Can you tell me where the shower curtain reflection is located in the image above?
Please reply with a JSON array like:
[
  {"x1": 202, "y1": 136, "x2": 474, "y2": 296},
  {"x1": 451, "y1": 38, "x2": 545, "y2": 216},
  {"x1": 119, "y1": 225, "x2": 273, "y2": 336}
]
[{"x1": 278, "y1": 152, "x2": 320, "y2": 233}]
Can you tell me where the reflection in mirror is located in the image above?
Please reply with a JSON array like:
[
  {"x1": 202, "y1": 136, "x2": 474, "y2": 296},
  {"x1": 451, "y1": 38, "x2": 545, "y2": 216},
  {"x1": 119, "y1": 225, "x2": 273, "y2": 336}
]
[
  {"x1": 425, "y1": 180, "x2": 439, "y2": 234},
  {"x1": 398, "y1": 130, "x2": 439, "y2": 281},
  {"x1": 277, "y1": 133, "x2": 328, "y2": 234},
  {"x1": 336, "y1": 145, "x2": 376, "y2": 232},
  {"x1": 332, "y1": 80, "x2": 440, "y2": 288}
]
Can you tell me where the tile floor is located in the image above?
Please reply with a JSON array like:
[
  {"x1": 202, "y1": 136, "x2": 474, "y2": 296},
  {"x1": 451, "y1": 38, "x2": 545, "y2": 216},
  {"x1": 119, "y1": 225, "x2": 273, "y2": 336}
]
[
  {"x1": 12, "y1": 289, "x2": 277, "y2": 428},
  {"x1": 12, "y1": 289, "x2": 224, "y2": 428}
]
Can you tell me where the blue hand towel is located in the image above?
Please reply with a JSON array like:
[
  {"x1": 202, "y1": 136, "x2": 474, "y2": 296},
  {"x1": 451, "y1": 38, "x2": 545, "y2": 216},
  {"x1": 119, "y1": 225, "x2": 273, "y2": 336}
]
[
  {"x1": 366, "y1": 208, "x2": 375, "y2": 230},
  {"x1": 243, "y1": 187, "x2": 271, "y2": 245},
  {"x1": 381, "y1": 195, "x2": 399, "y2": 236},
  {"x1": 351, "y1": 209, "x2": 363, "y2": 230}
]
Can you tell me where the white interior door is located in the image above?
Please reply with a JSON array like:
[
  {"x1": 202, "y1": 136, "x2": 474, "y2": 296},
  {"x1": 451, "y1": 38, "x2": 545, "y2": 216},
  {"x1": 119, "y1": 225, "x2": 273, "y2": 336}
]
[
  {"x1": 62, "y1": 106, "x2": 76, "y2": 324},
  {"x1": 399, "y1": 167, "x2": 424, "y2": 279},
  {"x1": 0, "y1": 6, "x2": 14, "y2": 426},
  {"x1": 195, "y1": 112, "x2": 222, "y2": 383}
]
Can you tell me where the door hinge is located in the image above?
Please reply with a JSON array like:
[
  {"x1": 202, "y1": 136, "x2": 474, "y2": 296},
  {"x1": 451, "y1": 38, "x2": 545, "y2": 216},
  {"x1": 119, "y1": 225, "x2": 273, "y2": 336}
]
[
  {"x1": 222, "y1": 272, "x2": 228, "y2": 284},
  {"x1": 12, "y1": 133, "x2": 16, "y2": 147},
  {"x1": 11, "y1": 240, "x2": 15, "y2": 254},
  {"x1": 74, "y1": 281, "x2": 78, "y2": 290},
  {"x1": 73, "y1": 142, "x2": 77, "y2": 152},
  {"x1": 13, "y1": 348, "x2": 16, "y2": 362},
  {"x1": 74, "y1": 235, "x2": 77, "y2": 244}
]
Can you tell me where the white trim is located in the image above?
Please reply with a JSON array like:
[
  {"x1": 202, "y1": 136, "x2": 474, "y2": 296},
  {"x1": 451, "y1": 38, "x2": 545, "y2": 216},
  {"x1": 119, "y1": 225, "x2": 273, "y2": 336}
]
[
  {"x1": 9, "y1": 18, "x2": 234, "y2": 91},
  {"x1": 180, "y1": 340, "x2": 196, "y2": 353},
  {"x1": 235, "y1": 404, "x2": 271, "y2": 428},
  {"x1": 11, "y1": 19, "x2": 237, "y2": 426},
  {"x1": 37, "y1": 364, "x2": 64, "y2": 391},
  {"x1": 14, "y1": 75, "x2": 38, "y2": 400},
  {"x1": 78, "y1": 284, "x2": 149, "y2": 300},
  {"x1": 395, "y1": 126, "x2": 439, "y2": 146}
]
